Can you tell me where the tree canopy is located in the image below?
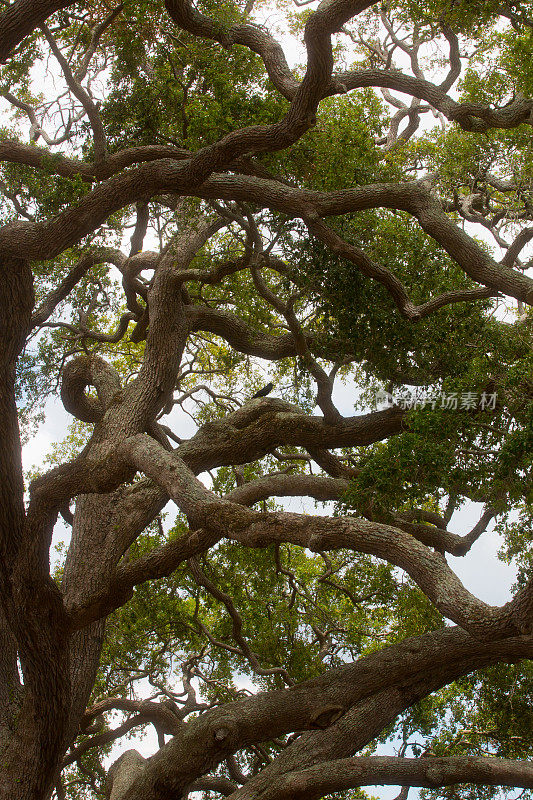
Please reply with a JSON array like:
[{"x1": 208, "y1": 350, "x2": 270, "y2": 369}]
[{"x1": 0, "y1": 0, "x2": 532, "y2": 798}]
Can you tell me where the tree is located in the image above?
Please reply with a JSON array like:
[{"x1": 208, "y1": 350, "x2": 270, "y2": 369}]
[{"x1": 0, "y1": 0, "x2": 532, "y2": 797}]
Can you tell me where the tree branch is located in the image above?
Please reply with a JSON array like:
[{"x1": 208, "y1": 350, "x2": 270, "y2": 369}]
[
  {"x1": 0, "y1": 0, "x2": 74, "y2": 64},
  {"x1": 102, "y1": 625, "x2": 533, "y2": 800},
  {"x1": 119, "y1": 434, "x2": 526, "y2": 640},
  {"x1": 231, "y1": 755, "x2": 533, "y2": 800}
]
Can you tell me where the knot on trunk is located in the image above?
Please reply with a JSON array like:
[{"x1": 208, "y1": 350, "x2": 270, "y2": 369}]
[{"x1": 310, "y1": 704, "x2": 345, "y2": 729}]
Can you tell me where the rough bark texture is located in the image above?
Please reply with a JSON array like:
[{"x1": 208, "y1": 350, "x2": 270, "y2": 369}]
[{"x1": 0, "y1": 1, "x2": 532, "y2": 798}]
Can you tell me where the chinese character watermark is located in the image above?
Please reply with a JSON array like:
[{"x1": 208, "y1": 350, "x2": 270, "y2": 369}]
[{"x1": 374, "y1": 389, "x2": 497, "y2": 411}]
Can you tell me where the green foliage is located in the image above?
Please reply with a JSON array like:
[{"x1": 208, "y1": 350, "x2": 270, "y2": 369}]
[{"x1": 6, "y1": 1, "x2": 533, "y2": 796}]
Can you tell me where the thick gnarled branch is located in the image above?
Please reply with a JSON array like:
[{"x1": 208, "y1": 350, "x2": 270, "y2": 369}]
[
  {"x1": 102, "y1": 625, "x2": 533, "y2": 800},
  {"x1": 119, "y1": 434, "x2": 529, "y2": 641},
  {"x1": 230, "y1": 755, "x2": 533, "y2": 800}
]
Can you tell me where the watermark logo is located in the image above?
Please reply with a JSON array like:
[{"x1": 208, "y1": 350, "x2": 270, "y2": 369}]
[{"x1": 374, "y1": 389, "x2": 497, "y2": 411}]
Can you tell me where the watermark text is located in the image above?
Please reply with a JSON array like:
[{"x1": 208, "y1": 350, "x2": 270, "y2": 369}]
[{"x1": 374, "y1": 389, "x2": 497, "y2": 411}]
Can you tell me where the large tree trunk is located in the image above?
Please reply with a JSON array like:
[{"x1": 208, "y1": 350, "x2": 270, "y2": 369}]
[
  {"x1": 0, "y1": 256, "x2": 71, "y2": 800},
  {"x1": 61, "y1": 492, "x2": 131, "y2": 745}
]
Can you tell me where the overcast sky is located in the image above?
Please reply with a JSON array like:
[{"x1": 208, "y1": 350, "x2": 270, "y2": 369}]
[{"x1": 13, "y1": 3, "x2": 524, "y2": 791}]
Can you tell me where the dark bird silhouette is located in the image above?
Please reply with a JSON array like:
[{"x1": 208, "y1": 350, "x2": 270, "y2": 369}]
[{"x1": 252, "y1": 382, "x2": 273, "y2": 399}]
